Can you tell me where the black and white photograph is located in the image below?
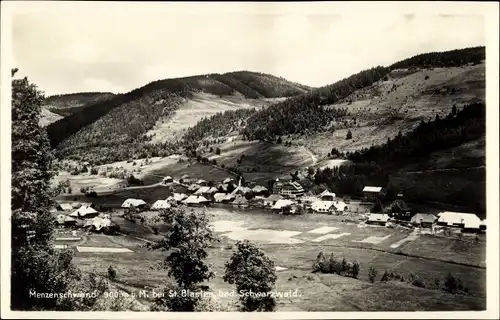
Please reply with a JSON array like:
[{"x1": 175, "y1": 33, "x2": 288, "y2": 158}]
[{"x1": 1, "y1": 1, "x2": 499, "y2": 318}]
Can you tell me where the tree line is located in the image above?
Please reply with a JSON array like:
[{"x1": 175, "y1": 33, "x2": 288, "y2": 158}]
[{"x1": 389, "y1": 46, "x2": 485, "y2": 70}]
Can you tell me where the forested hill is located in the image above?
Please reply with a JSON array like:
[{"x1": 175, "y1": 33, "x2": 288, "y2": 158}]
[
  {"x1": 240, "y1": 46, "x2": 485, "y2": 141},
  {"x1": 346, "y1": 102, "x2": 485, "y2": 166},
  {"x1": 47, "y1": 71, "x2": 311, "y2": 164},
  {"x1": 43, "y1": 92, "x2": 116, "y2": 117},
  {"x1": 46, "y1": 71, "x2": 311, "y2": 149}
]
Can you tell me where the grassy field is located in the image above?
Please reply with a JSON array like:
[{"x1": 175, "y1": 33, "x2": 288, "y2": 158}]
[
  {"x1": 63, "y1": 205, "x2": 486, "y2": 311},
  {"x1": 145, "y1": 92, "x2": 272, "y2": 144},
  {"x1": 203, "y1": 139, "x2": 315, "y2": 185},
  {"x1": 289, "y1": 63, "x2": 485, "y2": 158}
]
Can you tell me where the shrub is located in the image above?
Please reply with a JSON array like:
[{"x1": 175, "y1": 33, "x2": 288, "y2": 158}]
[
  {"x1": 108, "y1": 265, "x2": 116, "y2": 280},
  {"x1": 380, "y1": 270, "x2": 389, "y2": 282},
  {"x1": 444, "y1": 273, "x2": 465, "y2": 294},
  {"x1": 312, "y1": 252, "x2": 326, "y2": 273},
  {"x1": 215, "y1": 148, "x2": 221, "y2": 155},
  {"x1": 368, "y1": 267, "x2": 377, "y2": 283},
  {"x1": 412, "y1": 279, "x2": 426, "y2": 288}
]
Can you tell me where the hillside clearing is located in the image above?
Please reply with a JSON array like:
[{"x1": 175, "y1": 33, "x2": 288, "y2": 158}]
[{"x1": 145, "y1": 92, "x2": 273, "y2": 143}]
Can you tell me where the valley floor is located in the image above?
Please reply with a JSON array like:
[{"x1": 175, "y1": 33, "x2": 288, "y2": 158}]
[{"x1": 56, "y1": 206, "x2": 486, "y2": 312}]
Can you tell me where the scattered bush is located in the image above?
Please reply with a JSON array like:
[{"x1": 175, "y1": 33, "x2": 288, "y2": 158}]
[
  {"x1": 380, "y1": 270, "x2": 389, "y2": 282},
  {"x1": 108, "y1": 265, "x2": 116, "y2": 280},
  {"x1": 368, "y1": 267, "x2": 378, "y2": 283},
  {"x1": 346, "y1": 129, "x2": 353, "y2": 140},
  {"x1": 412, "y1": 279, "x2": 426, "y2": 288}
]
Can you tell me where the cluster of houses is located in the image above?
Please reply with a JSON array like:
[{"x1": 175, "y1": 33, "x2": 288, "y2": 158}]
[
  {"x1": 136, "y1": 176, "x2": 352, "y2": 215},
  {"x1": 51, "y1": 202, "x2": 118, "y2": 233},
  {"x1": 364, "y1": 197, "x2": 487, "y2": 234}
]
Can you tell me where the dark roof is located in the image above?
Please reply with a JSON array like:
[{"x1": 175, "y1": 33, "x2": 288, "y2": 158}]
[{"x1": 386, "y1": 199, "x2": 411, "y2": 212}]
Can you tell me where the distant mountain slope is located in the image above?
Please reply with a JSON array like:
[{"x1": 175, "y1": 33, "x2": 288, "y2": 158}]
[
  {"x1": 241, "y1": 46, "x2": 485, "y2": 142},
  {"x1": 179, "y1": 46, "x2": 485, "y2": 214},
  {"x1": 39, "y1": 107, "x2": 63, "y2": 127},
  {"x1": 43, "y1": 92, "x2": 116, "y2": 117},
  {"x1": 48, "y1": 71, "x2": 311, "y2": 164}
]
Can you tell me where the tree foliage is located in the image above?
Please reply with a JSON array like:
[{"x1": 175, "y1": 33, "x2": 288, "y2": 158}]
[
  {"x1": 11, "y1": 72, "x2": 81, "y2": 310},
  {"x1": 224, "y1": 240, "x2": 277, "y2": 312},
  {"x1": 149, "y1": 206, "x2": 219, "y2": 311}
]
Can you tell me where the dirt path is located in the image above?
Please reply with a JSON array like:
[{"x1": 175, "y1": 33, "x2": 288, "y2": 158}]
[{"x1": 303, "y1": 147, "x2": 318, "y2": 165}]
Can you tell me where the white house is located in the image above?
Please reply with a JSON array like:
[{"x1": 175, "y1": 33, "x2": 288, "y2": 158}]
[
  {"x1": 437, "y1": 212, "x2": 481, "y2": 229},
  {"x1": 362, "y1": 186, "x2": 383, "y2": 201},
  {"x1": 167, "y1": 193, "x2": 188, "y2": 203},
  {"x1": 194, "y1": 186, "x2": 218, "y2": 196},
  {"x1": 311, "y1": 200, "x2": 333, "y2": 213},
  {"x1": 366, "y1": 213, "x2": 390, "y2": 225},
  {"x1": 151, "y1": 200, "x2": 172, "y2": 210},
  {"x1": 332, "y1": 200, "x2": 348, "y2": 213},
  {"x1": 263, "y1": 194, "x2": 284, "y2": 207},
  {"x1": 183, "y1": 195, "x2": 210, "y2": 206},
  {"x1": 213, "y1": 193, "x2": 227, "y2": 203},
  {"x1": 121, "y1": 198, "x2": 147, "y2": 208},
  {"x1": 70, "y1": 205, "x2": 99, "y2": 219},
  {"x1": 163, "y1": 176, "x2": 173, "y2": 183},
  {"x1": 319, "y1": 190, "x2": 336, "y2": 201},
  {"x1": 272, "y1": 199, "x2": 295, "y2": 210}
]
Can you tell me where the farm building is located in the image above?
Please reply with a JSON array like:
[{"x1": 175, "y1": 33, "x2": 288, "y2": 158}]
[
  {"x1": 437, "y1": 211, "x2": 481, "y2": 230},
  {"x1": 69, "y1": 205, "x2": 99, "y2": 219},
  {"x1": 55, "y1": 214, "x2": 78, "y2": 227},
  {"x1": 213, "y1": 193, "x2": 227, "y2": 203},
  {"x1": 162, "y1": 176, "x2": 173, "y2": 183},
  {"x1": 480, "y1": 219, "x2": 486, "y2": 231},
  {"x1": 311, "y1": 201, "x2": 333, "y2": 214},
  {"x1": 56, "y1": 203, "x2": 73, "y2": 211},
  {"x1": 232, "y1": 196, "x2": 249, "y2": 208},
  {"x1": 385, "y1": 199, "x2": 413, "y2": 220},
  {"x1": 222, "y1": 194, "x2": 236, "y2": 203},
  {"x1": 319, "y1": 190, "x2": 336, "y2": 201},
  {"x1": 264, "y1": 194, "x2": 284, "y2": 207},
  {"x1": 362, "y1": 186, "x2": 382, "y2": 201},
  {"x1": 332, "y1": 200, "x2": 348, "y2": 213},
  {"x1": 297, "y1": 195, "x2": 320, "y2": 206},
  {"x1": 410, "y1": 213, "x2": 437, "y2": 228},
  {"x1": 252, "y1": 185, "x2": 269, "y2": 195},
  {"x1": 121, "y1": 198, "x2": 147, "y2": 209},
  {"x1": 151, "y1": 200, "x2": 171, "y2": 210},
  {"x1": 167, "y1": 193, "x2": 188, "y2": 203},
  {"x1": 188, "y1": 184, "x2": 202, "y2": 193},
  {"x1": 182, "y1": 195, "x2": 210, "y2": 206},
  {"x1": 366, "y1": 213, "x2": 390, "y2": 226},
  {"x1": 272, "y1": 199, "x2": 295, "y2": 213},
  {"x1": 273, "y1": 179, "x2": 305, "y2": 198},
  {"x1": 231, "y1": 186, "x2": 253, "y2": 196},
  {"x1": 194, "y1": 186, "x2": 218, "y2": 197},
  {"x1": 85, "y1": 217, "x2": 117, "y2": 233},
  {"x1": 223, "y1": 177, "x2": 235, "y2": 184}
]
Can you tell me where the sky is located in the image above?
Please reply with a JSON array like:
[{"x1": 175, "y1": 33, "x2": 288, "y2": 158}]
[{"x1": 8, "y1": 2, "x2": 487, "y2": 96}]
